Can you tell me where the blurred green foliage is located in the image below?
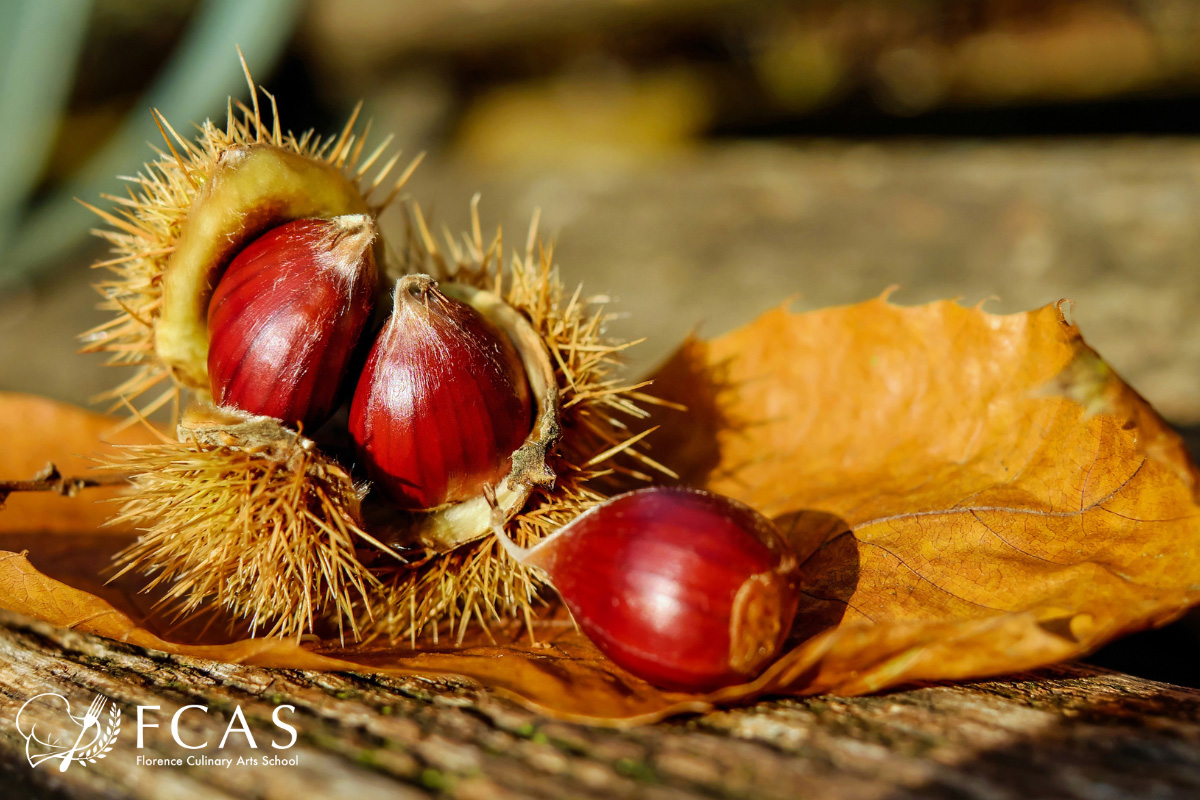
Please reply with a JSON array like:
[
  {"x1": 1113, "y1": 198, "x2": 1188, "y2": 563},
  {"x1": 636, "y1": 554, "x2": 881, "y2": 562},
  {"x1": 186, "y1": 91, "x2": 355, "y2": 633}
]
[{"x1": 0, "y1": 0, "x2": 300, "y2": 294}]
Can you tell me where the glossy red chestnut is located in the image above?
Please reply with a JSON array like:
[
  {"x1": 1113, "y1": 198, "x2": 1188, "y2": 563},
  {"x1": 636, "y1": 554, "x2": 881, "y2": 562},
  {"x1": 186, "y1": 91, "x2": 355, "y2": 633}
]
[
  {"x1": 349, "y1": 275, "x2": 533, "y2": 510},
  {"x1": 207, "y1": 215, "x2": 378, "y2": 429},
  {"x1": 493, "y1": 487, "x2": 801, "y2": 692}
]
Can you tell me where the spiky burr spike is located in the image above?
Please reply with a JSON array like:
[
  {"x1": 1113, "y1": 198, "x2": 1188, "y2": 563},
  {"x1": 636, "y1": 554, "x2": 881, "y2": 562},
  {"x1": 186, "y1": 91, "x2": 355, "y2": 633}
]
[{"x1": 107, "y1": 416, "x2": 385, "y2": 640}]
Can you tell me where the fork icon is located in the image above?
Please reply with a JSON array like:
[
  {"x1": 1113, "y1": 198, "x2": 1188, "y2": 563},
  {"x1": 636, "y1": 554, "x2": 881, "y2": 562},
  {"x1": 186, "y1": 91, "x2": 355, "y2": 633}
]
[{"x1": 59, "y1": 694, "x2": 106, "y2": 772}]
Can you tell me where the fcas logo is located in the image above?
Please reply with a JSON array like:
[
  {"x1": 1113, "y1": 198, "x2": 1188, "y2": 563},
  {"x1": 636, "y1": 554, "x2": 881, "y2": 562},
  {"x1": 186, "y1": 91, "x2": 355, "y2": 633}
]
[{"x1": 16, "y1": 692, "x2": 121, "y2": 772}]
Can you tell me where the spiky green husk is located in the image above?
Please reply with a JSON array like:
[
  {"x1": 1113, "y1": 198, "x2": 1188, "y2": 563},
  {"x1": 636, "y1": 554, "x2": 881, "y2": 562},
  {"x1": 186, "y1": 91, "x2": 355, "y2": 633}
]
[
  {"x1": 86, "y1": 64, "x2": 675, "y2": 645},
  {"x1": 85, "y1": 68, "x2": 415, "y2": 640},
  {"x1": 81, "y1": 65, "x2": 414, "y2": 421},
  {"x1": 107, "y1": 426, "x2": 381, "y2": 640},
  {"x1": 363, "y1": 203, "x2": 679, "y2": 643}
]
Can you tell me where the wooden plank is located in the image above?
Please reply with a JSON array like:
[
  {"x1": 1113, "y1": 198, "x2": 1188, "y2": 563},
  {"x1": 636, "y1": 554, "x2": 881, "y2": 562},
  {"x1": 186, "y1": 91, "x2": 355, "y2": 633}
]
[{"x1": 1, "y1": 609, "x2": 1198, "y2": 798}]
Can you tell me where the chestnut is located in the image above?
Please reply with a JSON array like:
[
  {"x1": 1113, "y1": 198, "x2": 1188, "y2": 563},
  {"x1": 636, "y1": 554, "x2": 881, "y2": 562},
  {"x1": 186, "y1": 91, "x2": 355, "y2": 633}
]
[
  {"x1": 350, "y1": 274, "x2": 534, "y2": 510},
  {"x1": 206, "y1": 215, "x2": 378, "y2": 430},
  {"x1": 493, "y1": 487, "x2": 801, "y2": 692}
]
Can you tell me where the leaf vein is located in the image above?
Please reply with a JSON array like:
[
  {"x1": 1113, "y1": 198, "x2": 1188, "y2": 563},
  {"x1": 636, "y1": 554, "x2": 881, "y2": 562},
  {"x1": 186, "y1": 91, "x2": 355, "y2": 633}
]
[{"x1": 857, "y1": 458, "x2": 1147, "y2": 530}]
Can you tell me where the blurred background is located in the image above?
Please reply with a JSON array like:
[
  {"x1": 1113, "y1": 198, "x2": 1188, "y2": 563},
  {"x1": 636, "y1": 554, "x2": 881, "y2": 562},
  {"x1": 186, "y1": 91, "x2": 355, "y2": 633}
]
[{"x1": 1, "y1": 0, "x2": 1198, "y2": 685}]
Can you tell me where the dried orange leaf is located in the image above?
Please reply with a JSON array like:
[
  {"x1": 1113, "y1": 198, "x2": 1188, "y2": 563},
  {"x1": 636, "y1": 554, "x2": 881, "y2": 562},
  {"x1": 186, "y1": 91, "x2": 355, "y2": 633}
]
[
  {"x1": 647, "y1": 298, "x2": 1200, "y2": 697},
  {"x1": 0, "y1": 393, "x2": 162, "y2": 534},
  {"x1": 2, "y1": 295, "x2": 1199, "y2": 725}
]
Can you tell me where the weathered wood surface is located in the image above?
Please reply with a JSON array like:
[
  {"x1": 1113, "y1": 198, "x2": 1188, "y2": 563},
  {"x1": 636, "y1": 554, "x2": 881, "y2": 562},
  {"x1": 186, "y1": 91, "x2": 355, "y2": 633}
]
[{"x1": 1, "y1": 608, "x2": 1198, "y2": 799}]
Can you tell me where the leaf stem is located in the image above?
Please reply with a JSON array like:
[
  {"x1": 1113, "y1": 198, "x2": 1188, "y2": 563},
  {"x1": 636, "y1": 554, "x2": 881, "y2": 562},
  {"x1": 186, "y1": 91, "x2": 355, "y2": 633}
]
[{"x1": 0, "y1": 462, "x2": 128, "y2": 505}]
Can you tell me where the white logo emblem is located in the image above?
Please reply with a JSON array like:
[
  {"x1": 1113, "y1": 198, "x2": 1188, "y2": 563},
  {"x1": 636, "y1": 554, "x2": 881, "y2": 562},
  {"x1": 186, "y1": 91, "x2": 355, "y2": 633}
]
[{"x1": 16, "y1": 692, "x2": 121, "y2": 771}]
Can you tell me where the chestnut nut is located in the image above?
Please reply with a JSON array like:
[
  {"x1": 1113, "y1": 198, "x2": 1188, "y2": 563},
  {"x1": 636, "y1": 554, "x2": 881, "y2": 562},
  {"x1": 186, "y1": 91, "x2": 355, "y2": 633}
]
[
  {"x1": 350, "y1": 274, "x2": 534, "y2": 511},
  {"x1": 206, "y1": 215, "x2": 378, "y2": 430},
  {"x1": 493, "y1": 486, "x2": 802, "y2": 692}
]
